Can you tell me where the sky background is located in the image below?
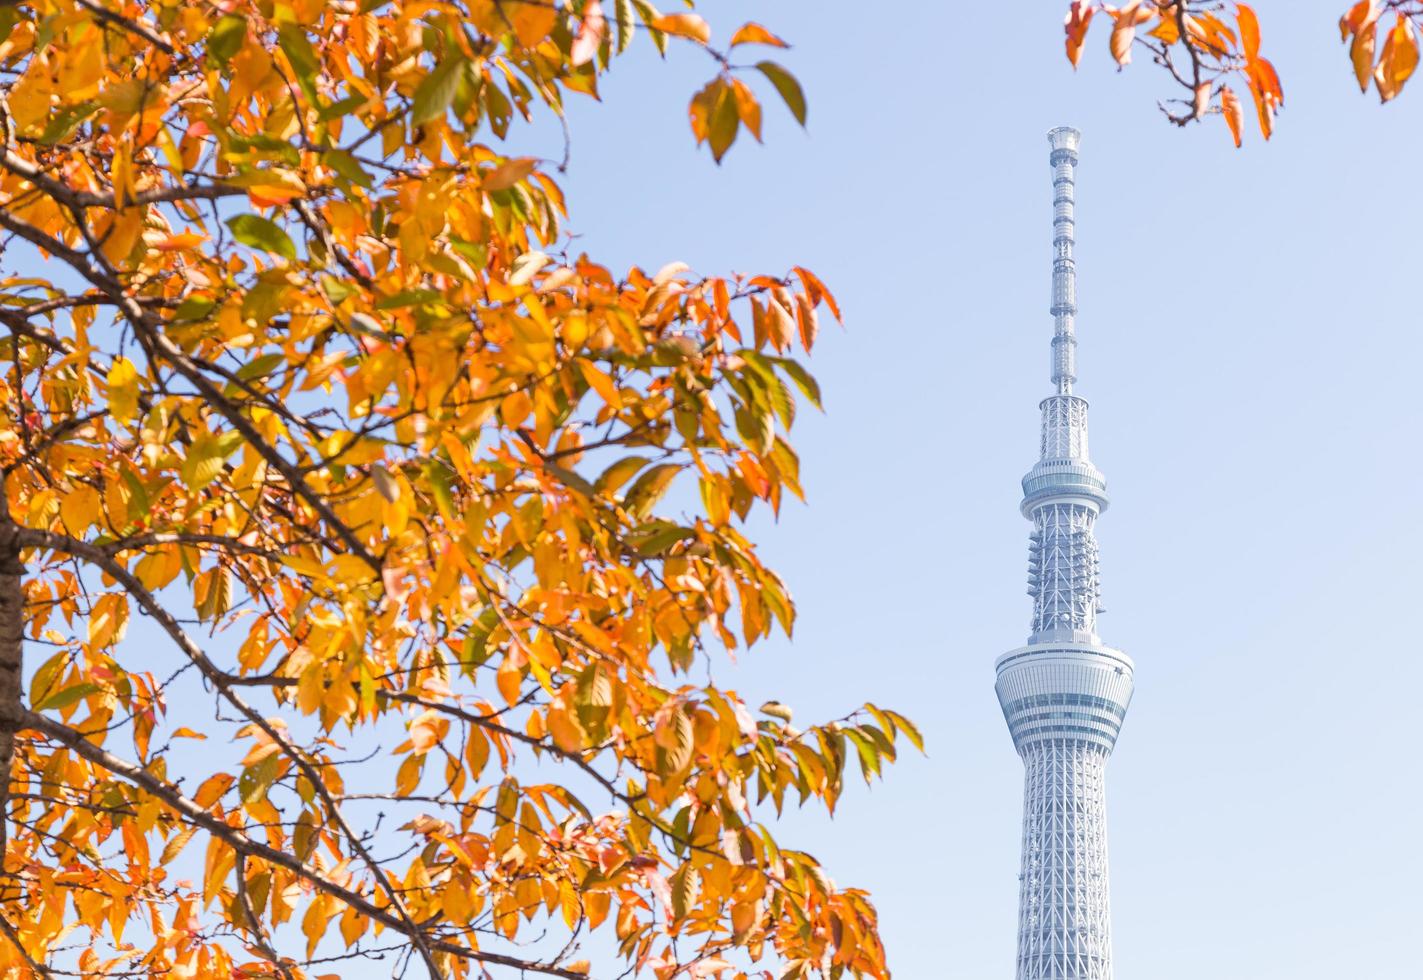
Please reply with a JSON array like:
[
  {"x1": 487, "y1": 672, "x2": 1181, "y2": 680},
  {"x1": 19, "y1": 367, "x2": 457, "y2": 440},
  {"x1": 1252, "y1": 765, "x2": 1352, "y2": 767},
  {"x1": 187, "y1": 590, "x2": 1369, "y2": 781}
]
[{"x1": 536, "y1": 2, "x2": 1423, "y2": 977}]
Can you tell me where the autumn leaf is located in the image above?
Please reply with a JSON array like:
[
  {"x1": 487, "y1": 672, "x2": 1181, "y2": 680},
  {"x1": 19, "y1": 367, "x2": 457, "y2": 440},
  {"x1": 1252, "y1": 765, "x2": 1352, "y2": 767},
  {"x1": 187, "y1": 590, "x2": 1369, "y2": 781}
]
[
  {"x1": 730, "y1": 22, "x2": 788, "y2": 48},
  {"x1": 1220, "y1": 83, "x2": 1245, "y2": 146},
  {"x1": 1108, "y1": 1, "x2": 1153, "y2": 66},
  {"x1": 1236, "y1": 3, "x2": 1262, "y2": 61},
  {"x1": 106, "y1": 357, "x2": 140, "y2": 423},
  {"x1": 651, "y1": 13, "x2": 711, "y2": 44},
  {"x1": 1374, "y1": 14, "x2": 1419, "y2": 101},
  {"x1": 1065, "y1": 0, "x2": 1095, "y2": 67},
  {"x1": 484, "y1": 157, "x2": 538, "y2": 191}
]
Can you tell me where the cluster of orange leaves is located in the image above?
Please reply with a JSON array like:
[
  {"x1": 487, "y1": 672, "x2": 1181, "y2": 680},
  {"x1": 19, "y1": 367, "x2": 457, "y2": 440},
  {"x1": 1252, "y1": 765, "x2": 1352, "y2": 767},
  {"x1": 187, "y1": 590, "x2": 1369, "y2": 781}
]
[
  {"x1": 1064, "y1": 0, "x2": 1423, "y2": 142},
  {"x1": 1340, "y1": 1, "x2": 1422, "y2": 101},
  {"x1": 1064, "y1": 1, "x2": 1283, "y2": 145},
  {"x1": 0, "y1": 0, "x2": 911, "y2": 978}
]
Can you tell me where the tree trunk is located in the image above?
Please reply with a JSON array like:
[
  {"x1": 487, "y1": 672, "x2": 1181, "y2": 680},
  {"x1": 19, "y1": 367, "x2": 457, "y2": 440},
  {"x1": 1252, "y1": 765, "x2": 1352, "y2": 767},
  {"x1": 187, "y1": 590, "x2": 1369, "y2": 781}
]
[{"x1": 0, "y1": 520, "x2": 22, "y2": 869}]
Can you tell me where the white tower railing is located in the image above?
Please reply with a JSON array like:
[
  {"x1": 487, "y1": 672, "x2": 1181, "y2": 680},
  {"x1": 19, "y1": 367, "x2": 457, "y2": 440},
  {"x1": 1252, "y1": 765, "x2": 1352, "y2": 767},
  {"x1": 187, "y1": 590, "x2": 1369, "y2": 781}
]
[{"x1": 996, "y1": 128, "x2": 1134, "y2": 980}]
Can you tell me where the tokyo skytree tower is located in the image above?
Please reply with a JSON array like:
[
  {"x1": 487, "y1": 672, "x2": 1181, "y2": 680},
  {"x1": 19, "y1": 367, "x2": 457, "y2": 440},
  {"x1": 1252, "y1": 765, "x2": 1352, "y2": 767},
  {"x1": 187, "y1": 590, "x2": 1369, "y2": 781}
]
[{"x1": 995, "y1": 128, "x2": 1134, "y2": 980}]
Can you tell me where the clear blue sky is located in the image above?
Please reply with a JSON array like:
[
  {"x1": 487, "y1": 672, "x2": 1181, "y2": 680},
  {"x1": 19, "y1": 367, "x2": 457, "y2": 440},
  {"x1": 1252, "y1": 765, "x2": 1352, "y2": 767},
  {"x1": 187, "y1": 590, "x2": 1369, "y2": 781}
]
[{"x1": 542, "y1": 2, "x2": 1422, "y2": 977}]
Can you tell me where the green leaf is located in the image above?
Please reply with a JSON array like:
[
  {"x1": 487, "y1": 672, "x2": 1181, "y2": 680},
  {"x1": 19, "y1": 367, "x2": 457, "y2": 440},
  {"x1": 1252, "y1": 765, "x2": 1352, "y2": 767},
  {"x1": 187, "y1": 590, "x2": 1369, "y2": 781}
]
[
  {"x1": 208, "y1": 15, "x2": 247, "y2": 65},
  {"x1": 318, "y1": 93, "x2": 366, "y2": 121},
  {"x1": 38, "y1": 101, "x2": 98, "y2": 145},
  {"x1": 33, "y1": 682, "x2": 102, "y2": 712},
  {"x1": 320, "y1": 273, "x2": 353, "y2": 304},
  {"x1": 772, "y1": 357, "x2": 822, "y2": 409},
  {"x1": 424, "y1": 459, "x2": 457, "y2": 519},
  {"x1": 236, "y1": 353, "x2": 285, "y2": 382},
  {"x1": 632, "y1": 0, "x2": 667, "y2": 55},
  {"x1": 278, "y1": 25, "x2": 320, "y2": 101},
  {"x1": 623, "y1": 463, "x2": 680, "y2": 519},
  {"x1": 238, "y1": 753, "x2": 281, "y2": 805},
  {"x1": 174, "y1": 296, "x2": 216, "y2": 322},
  {"x1": 226, "y1": 214, "x2": 296, "y2": 260},
  {"x1": 450, "y1": 238, "x2": 488, "y2": 269},
  {"x1": 755, "y1": 61, "x2": 807, "y2": 127},
  {"x1": 615, "y1": 0, "x2": 636, "y2": 52},
  {"x1": 411, "y1": 54, "x2": 466, "y2": 126},
  {"x1": 708, "y1": 81, "x2": 739, "y2": 163},
  {"x1": 375, "y1": 288, "x2": 441, "y2": 310},
  {"x1": 323, "y1": 148, "x2": 372, "y2": 188},
  {"x1": 627, "y1": 521, "x2": 695, "y2": 556}
]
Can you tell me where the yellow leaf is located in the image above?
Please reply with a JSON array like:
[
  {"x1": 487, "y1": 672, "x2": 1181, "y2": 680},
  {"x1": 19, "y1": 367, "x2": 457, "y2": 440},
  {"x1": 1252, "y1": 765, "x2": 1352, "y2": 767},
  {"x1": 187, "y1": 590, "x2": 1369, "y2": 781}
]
[
  {"x1": 111, "y1": 143, "x2": 135, "y2": 209},
  {"x1": 87, "y1": 593, "x2": 130, "y2": 648},
  {"x1": 577, "y1": 358, "x2": 621, "y2": 408},
  {"x1": 60, "y1": 485, "x2": 100, "y2": 536},
  {"x1": 106, "y1": 356, "x2": 140, "y2": 424}
]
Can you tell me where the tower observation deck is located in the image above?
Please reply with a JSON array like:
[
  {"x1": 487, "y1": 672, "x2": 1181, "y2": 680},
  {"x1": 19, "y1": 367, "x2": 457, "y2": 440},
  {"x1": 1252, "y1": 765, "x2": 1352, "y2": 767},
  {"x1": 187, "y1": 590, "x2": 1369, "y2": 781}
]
[{"x1": 995, "y1": 128, "x2": 1134, "y2": 980}]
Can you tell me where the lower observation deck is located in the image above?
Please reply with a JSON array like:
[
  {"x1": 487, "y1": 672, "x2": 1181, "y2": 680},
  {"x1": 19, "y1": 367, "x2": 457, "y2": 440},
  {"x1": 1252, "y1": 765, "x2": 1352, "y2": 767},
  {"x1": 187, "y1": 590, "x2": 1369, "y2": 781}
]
[{"x1": 995, "y1": 643, "x2": 1134, "y2": 754}]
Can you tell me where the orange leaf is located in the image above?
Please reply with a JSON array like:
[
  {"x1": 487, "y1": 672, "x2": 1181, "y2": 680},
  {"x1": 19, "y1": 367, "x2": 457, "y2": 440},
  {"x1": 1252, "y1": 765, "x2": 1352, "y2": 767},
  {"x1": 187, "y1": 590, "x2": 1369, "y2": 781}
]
[
  {"x1": 1344, "y1": 2, "x2": 1380, "y2": 92},
  {"x1": 1246, "y1": 57, "x2": 1284, "y2": 137},
  {"x1": 792, "y1": 266, "x2": 841, "y2": 323},
  {"x1": 485, "y1": 157, "x2": 538, "y2": 191},
  {"x1": 1340, "y1": 0, "x2": 1376, "y2": 41},
  {"x1": 1065, "y1": 1, "x2": 1095, "y2": 67},
  {"x1": 1109, "y1": 1, "x2": 1149, "y2": 65},
  {"x1": 730, "y1": 78, "x2": 762, "y2": 142},
  {"x1": 1148, "y1": 12, "x2": 1180, "y2": 45},
  {"x1": 1374, "y1": 14, "x2": 1419, "y2": 101},
  {"x1": 1236, "y1": 3, "x2": 1261, "y2": 61},
  {"x1": 154, "y1": 232, "x2": 207, "y2": 252},
  {"x1": 1220, "y1": 84, "x2": 1244, "y2": 147},
  {"x1": 651, "y1": 13, "x2": 711, "y2": 44},
  {"x1": 730, "y1": 22, "x2": 788, "y2": 48}
]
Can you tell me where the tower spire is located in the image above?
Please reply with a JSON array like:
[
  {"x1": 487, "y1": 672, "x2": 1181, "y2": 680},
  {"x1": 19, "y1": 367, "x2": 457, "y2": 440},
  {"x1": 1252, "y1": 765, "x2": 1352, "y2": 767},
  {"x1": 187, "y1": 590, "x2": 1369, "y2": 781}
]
[
  {"x1": 1048, "y1": 126, "x2": 1079, "y2": 395},
  {"x1": 995, "y1": 128, "x2": 1135, "y2": 980}
]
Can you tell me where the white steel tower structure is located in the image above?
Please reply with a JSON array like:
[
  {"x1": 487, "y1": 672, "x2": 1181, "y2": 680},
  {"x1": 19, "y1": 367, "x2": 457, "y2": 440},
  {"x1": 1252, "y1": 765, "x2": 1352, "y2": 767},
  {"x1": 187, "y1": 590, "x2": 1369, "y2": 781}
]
[{"x1": 995, "y1": 127, "x2": 1134, "y2": 980}]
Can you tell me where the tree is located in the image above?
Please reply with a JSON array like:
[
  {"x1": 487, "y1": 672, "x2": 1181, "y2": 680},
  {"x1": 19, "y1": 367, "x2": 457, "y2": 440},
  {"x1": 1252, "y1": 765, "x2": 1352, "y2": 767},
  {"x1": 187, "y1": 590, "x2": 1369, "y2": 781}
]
[
  {"x1": 1061, "y1": 1, "x2": 1423, "y2": 146},
  {"x1": 0, "y1": 1, "x2": 918, "y2": 977}
]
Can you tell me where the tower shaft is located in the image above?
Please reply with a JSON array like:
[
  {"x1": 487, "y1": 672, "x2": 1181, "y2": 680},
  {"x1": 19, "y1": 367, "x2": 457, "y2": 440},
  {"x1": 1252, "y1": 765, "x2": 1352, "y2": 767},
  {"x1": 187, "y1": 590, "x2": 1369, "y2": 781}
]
[{"x1": 997, "y1": 128, "x2": 1133, "y2": 980}]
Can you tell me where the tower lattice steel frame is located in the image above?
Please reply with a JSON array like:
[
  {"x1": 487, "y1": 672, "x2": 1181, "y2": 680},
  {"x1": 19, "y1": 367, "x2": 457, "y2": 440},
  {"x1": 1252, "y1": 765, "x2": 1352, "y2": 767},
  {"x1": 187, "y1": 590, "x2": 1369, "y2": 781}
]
[{"x1": 996, "y1": 128, "x2": 1134, "y2": 980}]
